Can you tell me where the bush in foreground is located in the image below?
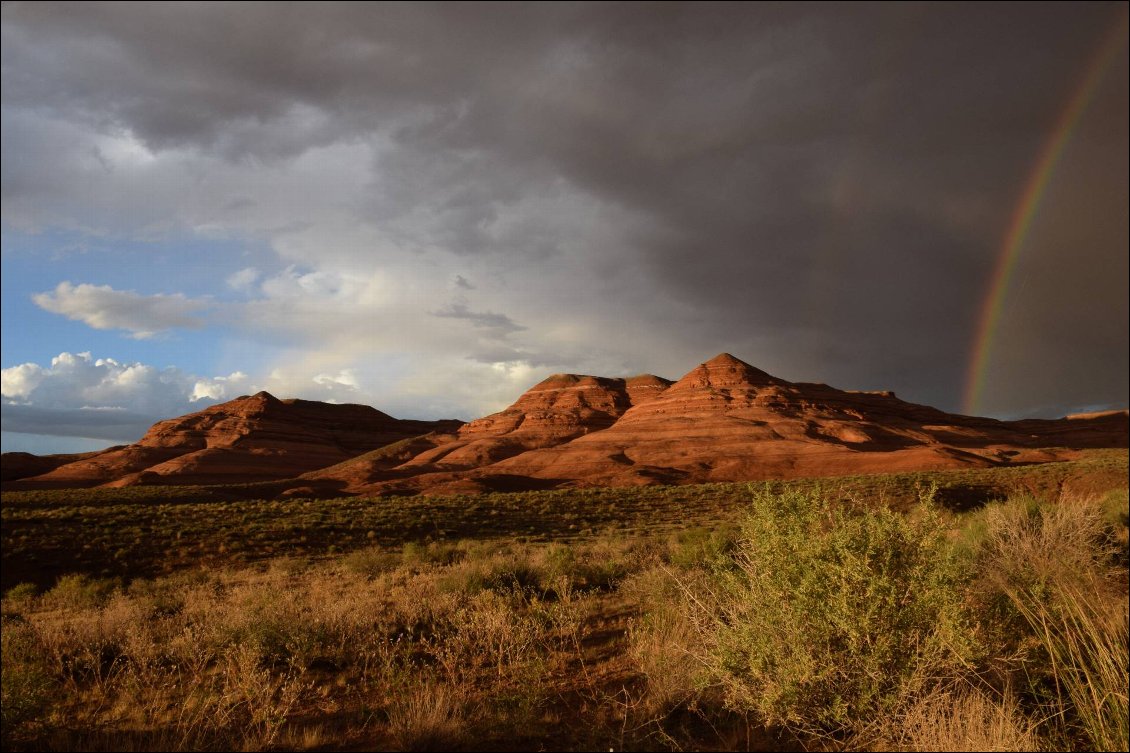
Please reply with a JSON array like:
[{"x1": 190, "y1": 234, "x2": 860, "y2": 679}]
[{"x1": 673, "y1": 489, "x2": 977, "y2": 734}]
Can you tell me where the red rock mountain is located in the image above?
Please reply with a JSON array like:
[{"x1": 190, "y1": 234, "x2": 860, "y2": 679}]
[
  {"x1": 458, "y1": 353, "x2": 1124, "y2": 490},
  {"x1": 3, "y1": 355, "x2": 1126, "y2": 494},
  {"x1": 301, "y1": 373, "x2": 673, "y2": 490},
  {"x1": 5, "y1": 392, "x2": 462, "y2": 489},
  {"x1": 307, "y1": 354, "x2": 1127, "y2": 496}
]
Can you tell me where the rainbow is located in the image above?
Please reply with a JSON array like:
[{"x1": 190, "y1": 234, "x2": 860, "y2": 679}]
[{"x1": 963, "y1": 13, "x2": 1128, "y2": 416}]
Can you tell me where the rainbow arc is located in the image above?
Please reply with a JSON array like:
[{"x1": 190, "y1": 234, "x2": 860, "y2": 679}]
[{"x1": 963, "y1": 12, "x2": 1128, "y2": 416}]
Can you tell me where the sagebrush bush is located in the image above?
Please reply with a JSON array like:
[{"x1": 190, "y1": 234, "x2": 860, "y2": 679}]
[
  {"x1": 402, "y1": 541, "x2": 466, "y2": 567},
  {"x1": 343, "y1": 545, "x2": 400, "y2": 577},
  {"x1": 694, "y1": 489, "x2": 975, "y2": 733},
  {"x1": 43, "y1": 574, "x2": 121, "y2": 610},
  {"x1": 3, "y1": 583, "x2": 38, "y2": 611}
]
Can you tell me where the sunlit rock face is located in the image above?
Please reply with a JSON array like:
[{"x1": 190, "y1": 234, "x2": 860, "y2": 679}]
[{"x1": 362, "y1": 353, "x2": 1127, "y2": 495}]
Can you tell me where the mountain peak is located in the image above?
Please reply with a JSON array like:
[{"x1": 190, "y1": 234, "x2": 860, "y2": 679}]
[
  {"x1": 218, "y1": 391, "x2": 283, "y2": 415},
  {"x1": 672, "y1": 353, "x2": 780, "y2": 390},
  {"x1": 231, "y1": 390, "x2": 280, "y2": 405},
  {"x1": 704, "y1": 352, "x2": 745, "y2": 366},
  {"x1": 531, "y1": 373, "x2": 586, "y2": 389},
  {"x1": 625, "y1": 373, "x2": 672, "y2": 387}
]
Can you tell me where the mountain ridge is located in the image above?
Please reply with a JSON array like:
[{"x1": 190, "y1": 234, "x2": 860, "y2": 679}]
[{"x1": 3, "y1": 353, "x2": 1126, "y2": 494}]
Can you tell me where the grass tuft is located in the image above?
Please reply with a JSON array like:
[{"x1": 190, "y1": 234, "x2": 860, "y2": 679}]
[{"x1": 386, "y1": 681, "x2": 467, "y2": 752}]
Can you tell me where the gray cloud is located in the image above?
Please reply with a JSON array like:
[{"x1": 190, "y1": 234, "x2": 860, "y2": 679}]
[
  {"x1": 432, "y1": 302, "x2": 527, "y2": 334},
  {"x1": 2, "y1": 2, "x2": 1126, "y2": 420},
  {"x1": 1, "y1": 403, "x2": 156, "y2": 441}
]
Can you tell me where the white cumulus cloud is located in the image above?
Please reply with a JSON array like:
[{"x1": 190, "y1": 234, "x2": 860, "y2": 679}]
[
  {"x1": 0, "y1": 362, "x2": 46, "y2": 400},
  {"x1": 1, "y1": 352, "x2": 236, "y2": 440},
  {"x1": 190, "y1": 371, "x2": 249, "y2": 402},
  {"x1": 32, "y1": 282, "x2": 210, "y2": 339},
  {"x1": 313, "y1": 369, "x2": 360, "y2": 390}
]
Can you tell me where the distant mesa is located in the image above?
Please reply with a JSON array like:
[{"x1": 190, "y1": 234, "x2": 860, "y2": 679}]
[
  {"x1": 3, "y1": 354, "x2": 1126, "y2": 495},
  {"x1": 4, "y1": 391, "x2": 461, "y2": 489},
  {"x1": 0, "y1": 448, "x2": 117, "y2": 483}
]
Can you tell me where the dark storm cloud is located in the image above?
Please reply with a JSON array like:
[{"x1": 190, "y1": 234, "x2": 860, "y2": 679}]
[{"x1": 2, "y1": 2, "x2": 1126, "y2": 416}]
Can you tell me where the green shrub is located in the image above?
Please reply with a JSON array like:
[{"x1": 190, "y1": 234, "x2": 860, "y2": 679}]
[
  {"x1": 440, "y1": 558, "x2": 545, "y2": 597},
  {"x1": 666, "y1": 524, "x2": 738, "y2": 569},
  {"x1": 217, "y1": 589, "x2": 329, "y2": 669},
  {"x1": 343, "y1": 546, "x2": 400, "y2": 577},
  {"x1": 479, "y1": 562, "x2": 543, "y2": 595},
  {"x1": 402, "y1": 541, "x2": 466, "y2": 567},
  {"x1": 572, "y1": 558, "x2": 628, "y2": 592},
  {"x1": 127, "y1": 577, "x2": 187, "y2": 616},
  {"x1": 541, "y1": 544, "x2": 627, "y2": 595},
  {"x1": 2, "y1": 583, "x2": 38, "y2": 611},
  {"x1": 542, "y1": 543, "x2": 576, "y2": 582},
  {"x1": 1, "y1": 620, "x2": 53, "y2": 744},
  {"x1": 695, "y1": 489, "x2": 975, "y2": 733},
  {"x1": 43, "y1": 574, "x2": 121, "y2": 610}
]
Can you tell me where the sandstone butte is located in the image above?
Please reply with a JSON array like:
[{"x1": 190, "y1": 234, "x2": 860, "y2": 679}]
[{"x1": 3, "y1": 354, "x2": 1127, "y2": 495}]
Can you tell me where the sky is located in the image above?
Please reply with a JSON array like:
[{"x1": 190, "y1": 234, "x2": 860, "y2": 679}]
[{"x1": 2, "y1": 2, "x2": 1127, "y2": 454}]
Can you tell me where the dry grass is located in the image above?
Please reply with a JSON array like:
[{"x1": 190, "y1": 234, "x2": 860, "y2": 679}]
[
  {"x1": 1009, "y1": 579, "x2": 1129, "y2": 752},
  {"x1": 623, "y1": 567, "x2": 708, "y2": 718},
  {"x1": 386, "y1": 681, "x2": 468, "y2": 751},
  {"x1": 0, "y1": 538, "x2": 644, "y2": 751},
  {"x1": 978, "y1": 494, "x2": 1130, "y2": 751},
  {"x1": 2, "y1": 474, "x2": 1127, "y2": 751},
  {"x1": 884, "y1": 685, "x2": 1041, "y2": 752}
]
